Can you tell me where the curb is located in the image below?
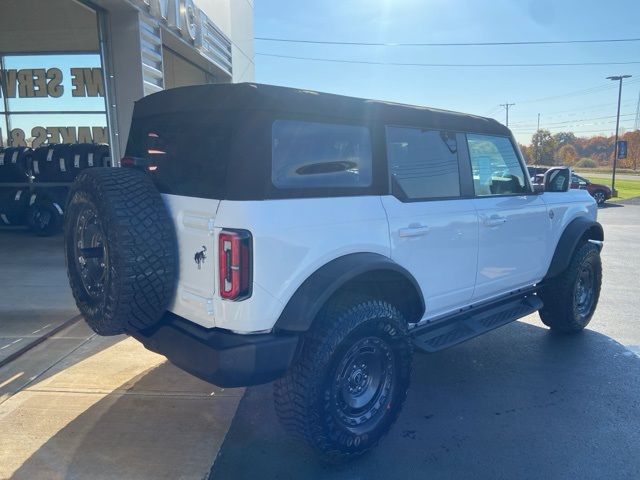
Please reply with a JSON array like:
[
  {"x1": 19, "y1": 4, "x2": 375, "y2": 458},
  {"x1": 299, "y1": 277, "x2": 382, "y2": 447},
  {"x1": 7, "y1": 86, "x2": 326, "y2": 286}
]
[{"x1": 0, "y1": 314, "x2": 83, "y2": 369}]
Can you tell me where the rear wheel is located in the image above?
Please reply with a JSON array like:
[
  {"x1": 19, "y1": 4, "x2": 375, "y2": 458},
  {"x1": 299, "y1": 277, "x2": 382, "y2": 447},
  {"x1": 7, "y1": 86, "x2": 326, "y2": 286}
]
[
  {"x1": 539, "y1": 242, "x2": 602, "y2": 333},
  {"x1": 592, "y1": 190, "x2": 606, "y2": 206},
  {"x1": 274, "y1": 297, "x2": 412, "y2": 460}
]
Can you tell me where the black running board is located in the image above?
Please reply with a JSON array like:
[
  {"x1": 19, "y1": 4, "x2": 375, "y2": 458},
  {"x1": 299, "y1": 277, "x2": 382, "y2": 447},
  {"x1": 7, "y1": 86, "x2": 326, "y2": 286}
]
[{"x1": 411, "y1": 294, "x2": 543, "y2": 353}]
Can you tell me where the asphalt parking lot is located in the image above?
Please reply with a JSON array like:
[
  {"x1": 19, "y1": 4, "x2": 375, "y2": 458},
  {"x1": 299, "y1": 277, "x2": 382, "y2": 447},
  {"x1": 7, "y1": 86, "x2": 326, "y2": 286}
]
[
  {"x1": 211, "y1": 203, "x2": 640, "y2": 479},
  {"x1": 1, "y1": 202, "x2": 639, "y2": 479}
]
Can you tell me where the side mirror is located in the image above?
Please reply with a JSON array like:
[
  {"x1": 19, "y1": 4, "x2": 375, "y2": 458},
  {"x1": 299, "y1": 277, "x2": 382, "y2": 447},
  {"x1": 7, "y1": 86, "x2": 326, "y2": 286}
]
[{"x1": 544, "y1": 167, "x2": 571, "y2": 192}]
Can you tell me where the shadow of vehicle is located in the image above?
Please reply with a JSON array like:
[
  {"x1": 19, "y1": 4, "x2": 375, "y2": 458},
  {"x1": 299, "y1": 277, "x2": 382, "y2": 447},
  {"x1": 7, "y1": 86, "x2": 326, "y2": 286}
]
[
  {"x1": 7, "y1": 360, "x2": 241, "y2": 480},
  {"x1": 210, "y1": 320, "x2": 640, "y2": 480}
]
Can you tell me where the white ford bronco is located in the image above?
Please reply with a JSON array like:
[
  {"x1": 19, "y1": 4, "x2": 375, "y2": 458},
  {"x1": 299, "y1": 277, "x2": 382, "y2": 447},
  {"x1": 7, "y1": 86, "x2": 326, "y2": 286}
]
[{"x1": 65, "y1": 83, "x2": 603, "y2": 459}]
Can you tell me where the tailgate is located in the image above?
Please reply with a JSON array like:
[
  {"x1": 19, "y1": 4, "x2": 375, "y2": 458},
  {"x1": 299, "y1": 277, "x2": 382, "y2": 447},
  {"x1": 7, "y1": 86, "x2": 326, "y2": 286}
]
[{"x1": 163, "y1": 193, "x2": 220, "y2": 328}]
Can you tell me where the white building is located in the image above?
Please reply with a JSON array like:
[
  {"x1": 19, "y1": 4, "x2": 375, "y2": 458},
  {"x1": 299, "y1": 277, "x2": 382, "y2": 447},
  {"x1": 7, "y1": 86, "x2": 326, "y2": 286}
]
[{"x1": 0, "y1": 0, "x2": 254, "y2": 158}]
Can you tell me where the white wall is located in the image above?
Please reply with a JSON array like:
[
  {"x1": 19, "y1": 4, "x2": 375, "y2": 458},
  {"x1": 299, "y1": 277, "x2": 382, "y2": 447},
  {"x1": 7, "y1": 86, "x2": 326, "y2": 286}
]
[{"x1": 195, "y1": 0, "x2": 255, "y2": 82}]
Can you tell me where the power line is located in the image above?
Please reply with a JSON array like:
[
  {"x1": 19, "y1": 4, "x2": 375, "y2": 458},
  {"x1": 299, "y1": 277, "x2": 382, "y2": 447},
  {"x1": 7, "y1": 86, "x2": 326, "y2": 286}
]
[
  {"x1": 509, "y1": 101, "x2": 636, "y2": 120},
  {"x1": 512, "y1": 125, "x2": 636, "y2": 134},
  {"x1": 255, "y1": 36, "x2": 640, "y2": 47},
  {"x1": 511, "y1": 120, "x2": 636, "y2": 132},
  {"x1": 509, "y1": 112, "x2": 636, "y2": 128},
  {"x1": 257, "y1": 52, "x2": 640, "y2": 68},
  {"x1": 516, "y1": 79, "x2": 640, "y2": 104}
]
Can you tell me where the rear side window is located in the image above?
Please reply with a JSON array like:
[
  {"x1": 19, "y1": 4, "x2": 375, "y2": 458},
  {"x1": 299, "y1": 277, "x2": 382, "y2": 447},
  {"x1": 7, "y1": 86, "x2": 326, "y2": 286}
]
[
  {"x1": 386, "y1": 126, "x2": 460, "y2": 200},
  {"x1": 125, "y1": 113, "x2": 231, "y2": 199},
  {"x1": 272, "y1": 120, "x2": 373, "y2": 189},
  {"x1": 467, "y1": 134, "x2": 528, "y2": 196}
]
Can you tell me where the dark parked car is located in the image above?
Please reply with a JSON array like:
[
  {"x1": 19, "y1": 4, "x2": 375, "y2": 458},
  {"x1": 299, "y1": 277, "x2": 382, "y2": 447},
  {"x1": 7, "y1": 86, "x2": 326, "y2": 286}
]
[
  {"x1": 571, "y1": 173, "x2": 612, "y2": 206},
  {"x1": 527, "y1": 166, "x2": 611, "y2": 206}
]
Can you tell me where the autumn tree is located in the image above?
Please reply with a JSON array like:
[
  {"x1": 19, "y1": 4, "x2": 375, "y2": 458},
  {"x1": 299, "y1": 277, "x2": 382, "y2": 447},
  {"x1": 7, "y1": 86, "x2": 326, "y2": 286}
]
[
  {"x1": 553, "y1": 132, "x2": 577, "y2": 148},
  {"x1": 530, "y1": 129, "x2": 557, "y2": 165},
  {"x1": 556, "y1": 144, "x2": 578, "y2": 165},
  {"x1": 519, "y1": 143, "x2": 532, "y2": 164}
]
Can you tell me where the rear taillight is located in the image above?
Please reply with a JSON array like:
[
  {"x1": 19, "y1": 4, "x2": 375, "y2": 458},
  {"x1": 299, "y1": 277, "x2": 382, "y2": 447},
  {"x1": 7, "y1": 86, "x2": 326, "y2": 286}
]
[
  {"x1": 120, "y1": 156, "x2": 136, "y2": 167},
  {"x1": 218, "y1": 229, "x2": 252, "y2": 300}
]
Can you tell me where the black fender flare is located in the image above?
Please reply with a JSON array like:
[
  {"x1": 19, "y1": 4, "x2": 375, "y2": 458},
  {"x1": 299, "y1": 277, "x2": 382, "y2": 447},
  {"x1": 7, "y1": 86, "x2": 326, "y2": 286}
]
[
  {"x1": 545, "y1": 217, "x2": 603, "y2": 279},
  {"x1": 274, "y1": 253, "x2": 425, "y2": 332}
]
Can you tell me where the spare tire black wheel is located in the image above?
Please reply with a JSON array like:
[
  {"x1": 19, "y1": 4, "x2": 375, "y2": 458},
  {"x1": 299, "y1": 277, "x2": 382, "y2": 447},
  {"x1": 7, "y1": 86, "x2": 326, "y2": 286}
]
[{"x1": 65, "y1": 167, "x2": 177, "y2": 335}]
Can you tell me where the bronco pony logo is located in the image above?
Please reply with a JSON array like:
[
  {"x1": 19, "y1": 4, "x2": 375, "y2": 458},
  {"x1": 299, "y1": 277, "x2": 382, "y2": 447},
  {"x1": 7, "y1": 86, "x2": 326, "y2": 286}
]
[{"x1": 194, "y1": 246, "x2": 207, "y2": 269}]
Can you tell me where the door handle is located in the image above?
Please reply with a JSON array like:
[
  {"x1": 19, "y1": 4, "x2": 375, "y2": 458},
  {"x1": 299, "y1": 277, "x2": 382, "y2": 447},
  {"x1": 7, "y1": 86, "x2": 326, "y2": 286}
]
[
  {"x1": 399, "y1": 225, "x2": 430, "y2": 237},
  {"x1": 484, "y1": 215, "x2": 507, "y2": 227}
]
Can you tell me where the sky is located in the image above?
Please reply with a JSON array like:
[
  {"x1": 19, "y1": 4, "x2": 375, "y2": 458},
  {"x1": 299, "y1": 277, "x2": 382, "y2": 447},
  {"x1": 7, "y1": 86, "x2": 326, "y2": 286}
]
[{"x1": 253, "y1": 0, "x2": 640, "y2": 144}]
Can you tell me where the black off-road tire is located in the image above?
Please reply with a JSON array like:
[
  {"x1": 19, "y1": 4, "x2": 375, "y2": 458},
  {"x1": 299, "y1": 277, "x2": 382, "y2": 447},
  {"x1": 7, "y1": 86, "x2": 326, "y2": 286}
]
[
  {"x1": 539, "y1": 241, "x2": 602, "y2": 333},
  {"x1": 273, "y1": 296, "x2": 413, "y2": 460},
  {"x1": 65, "y1": 167, "x2": 177, "y2": 335}
]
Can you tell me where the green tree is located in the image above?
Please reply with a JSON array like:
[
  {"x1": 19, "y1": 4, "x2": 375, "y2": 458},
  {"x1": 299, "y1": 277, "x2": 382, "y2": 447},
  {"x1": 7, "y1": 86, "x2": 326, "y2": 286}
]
[{"x1": 530, "y1": 129, "x2": 557, "y2": 165}]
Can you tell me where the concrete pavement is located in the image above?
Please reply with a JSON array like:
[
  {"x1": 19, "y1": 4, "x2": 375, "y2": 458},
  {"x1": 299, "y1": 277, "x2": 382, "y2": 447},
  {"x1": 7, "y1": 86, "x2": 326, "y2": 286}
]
[
  {"x1": 0, "y1": 322, "x2": 244, "y2": 479},
  {"x1": 0, "y1": 230, "x2": 78, "y2": 364}
]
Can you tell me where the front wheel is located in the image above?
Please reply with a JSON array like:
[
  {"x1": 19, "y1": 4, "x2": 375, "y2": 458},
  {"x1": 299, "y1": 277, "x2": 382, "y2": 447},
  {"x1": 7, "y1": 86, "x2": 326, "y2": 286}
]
[
  {"x1": 539, "y1": 242, "x2": 602, "y2": 333},
  {"x1": 274, "y1": 297, "x2": 412, "y2": 460}
]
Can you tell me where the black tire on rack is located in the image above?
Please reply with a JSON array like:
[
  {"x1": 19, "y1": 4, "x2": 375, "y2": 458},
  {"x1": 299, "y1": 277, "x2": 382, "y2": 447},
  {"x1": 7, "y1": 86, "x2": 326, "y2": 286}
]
[
  {"x1": 65, "y1": 167, "x2": 177, "y2": 335},
  {"x1": 39, "y1": 185, "x2": 70, "y2": 206},
  {"x1": 27, "y1": 196, "x2": 64, "y2": 236},
  {"x1": 0, "y1": 147, "x2": 32, "y2": 183},
  {"x1": 91, "y1": 144, "x2": 111, "y2": 167},
  {"x1": 31, "y1": 145, "x2": 58, "y2": 182},
  {"x1": 69, "y1": 143, "x2": 95, "y2": 171},
  {"x1": 0, "y1": 187, "x2": 30, "y2": 225},
  {"x1": 29, "y1": 187, "x2": 69, "y2": 211},
  {"x1": 52, "y1": 144, "x2": 78, "y2": 182}
]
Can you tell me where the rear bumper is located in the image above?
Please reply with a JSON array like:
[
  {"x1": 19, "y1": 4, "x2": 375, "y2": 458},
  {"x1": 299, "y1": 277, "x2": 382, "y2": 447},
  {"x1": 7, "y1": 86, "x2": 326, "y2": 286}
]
[{"x1": 131, "y1": 312, "x2": 299, "y2": 387}]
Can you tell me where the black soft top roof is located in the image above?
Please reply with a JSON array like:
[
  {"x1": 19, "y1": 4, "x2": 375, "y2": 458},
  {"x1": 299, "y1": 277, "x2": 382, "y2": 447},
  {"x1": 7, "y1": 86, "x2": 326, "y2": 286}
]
[{"x1": 133, "y1": 83, "x2": 510, "y2": 136}]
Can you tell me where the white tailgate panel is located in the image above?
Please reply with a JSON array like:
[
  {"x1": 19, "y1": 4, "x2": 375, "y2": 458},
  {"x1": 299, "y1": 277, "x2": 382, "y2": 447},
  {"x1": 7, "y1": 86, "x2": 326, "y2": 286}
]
[{"x1": 162, "y1": 193, "x2": 220, "y2": 328}]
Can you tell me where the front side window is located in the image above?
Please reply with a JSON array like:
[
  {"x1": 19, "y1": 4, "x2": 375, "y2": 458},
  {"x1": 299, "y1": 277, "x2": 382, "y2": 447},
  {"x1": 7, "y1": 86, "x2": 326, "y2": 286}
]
[
  {"x1": 386, "y1": 126, "x2": 460, "y2": 200},
  {"x1": 467, "y1": 134, "x2": 528, "y2": 196},
  {"x1": 272, "y1": 120, "x2": 372, "y2": 189}
]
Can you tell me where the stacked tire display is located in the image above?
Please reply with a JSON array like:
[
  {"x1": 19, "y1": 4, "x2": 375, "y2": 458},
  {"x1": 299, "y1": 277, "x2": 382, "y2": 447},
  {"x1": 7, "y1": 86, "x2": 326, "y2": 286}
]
[{"x1": 0, "y1": 143, "x2": 110, "y2": 236}]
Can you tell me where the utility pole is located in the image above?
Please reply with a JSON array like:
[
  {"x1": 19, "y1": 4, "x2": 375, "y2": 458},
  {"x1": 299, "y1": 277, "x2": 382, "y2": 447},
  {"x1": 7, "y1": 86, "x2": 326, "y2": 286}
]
[
  {"x1": 500, "y1": 102, "x2": 515, "y2": 127},
  {"x1": 537, "y1": 113, "x2": 541, "y2": 131},
  {"x1": 607, "y1": 75, "x2": 632, "y2": 196}
]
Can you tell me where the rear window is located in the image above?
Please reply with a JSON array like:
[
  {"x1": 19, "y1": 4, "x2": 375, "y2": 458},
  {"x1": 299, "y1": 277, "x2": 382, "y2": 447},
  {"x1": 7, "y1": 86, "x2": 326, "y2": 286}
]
[
  {"x1": 271, "y1": 120, "x2": 373, "y2": 189},
  {"x1": 125, "y1": 113, "x2": 232, "y2": 199}
]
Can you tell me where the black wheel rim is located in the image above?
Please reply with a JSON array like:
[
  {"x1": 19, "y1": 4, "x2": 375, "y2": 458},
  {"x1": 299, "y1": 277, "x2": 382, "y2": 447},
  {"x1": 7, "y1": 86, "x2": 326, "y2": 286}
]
[
  {"x1": 331, "y1": 336, "x2": 395, "y2": 434},
  {"x1": 594, "y1": 192, "x2": 605, "y2": 205},
  {"x1": 33, "y1": 208, "x2": 52, "y2": 229},
  {"x1": 73, "y1": 206, "x2": 108, "y2": 300},
  {"x1": 574, "y1": 264, "x2": 595, "y2": 318}
]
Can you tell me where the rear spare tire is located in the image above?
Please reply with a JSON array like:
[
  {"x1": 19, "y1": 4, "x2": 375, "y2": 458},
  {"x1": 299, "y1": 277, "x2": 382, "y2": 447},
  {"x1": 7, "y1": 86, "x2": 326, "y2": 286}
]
[{"x1": 65, "y1": 167, "x2": 177, "y2": 335}]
